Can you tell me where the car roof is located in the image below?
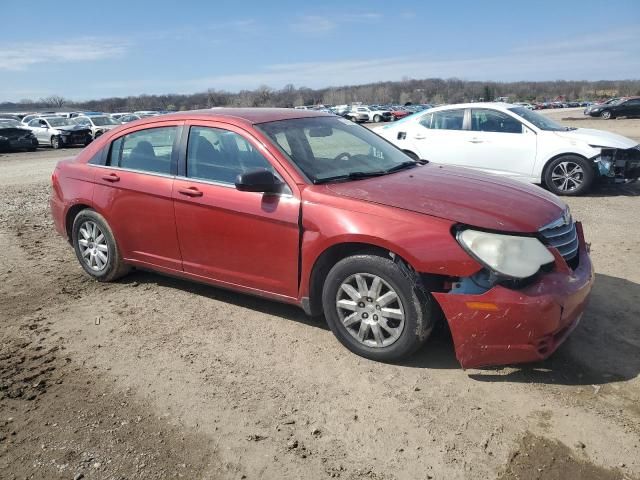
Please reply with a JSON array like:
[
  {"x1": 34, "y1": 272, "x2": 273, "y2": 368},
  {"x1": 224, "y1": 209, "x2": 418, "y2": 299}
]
[{"x1": 155, "y1": 108, "x2": 333, "y2": 125}]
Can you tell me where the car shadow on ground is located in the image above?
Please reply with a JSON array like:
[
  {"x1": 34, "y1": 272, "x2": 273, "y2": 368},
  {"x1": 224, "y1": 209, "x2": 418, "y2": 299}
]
[
  {"x1": 121, "y1": 270, "x2": 328, "y2": 332},
  {"x1": 465, "y1": 273, "x2": 640, "y2": 386},
  {"x1": 585, "y1": 182, "x2": 640, "y2": 197},
  {"x1": 121, "y1": 271, "x2": 639, "y2": 384}
]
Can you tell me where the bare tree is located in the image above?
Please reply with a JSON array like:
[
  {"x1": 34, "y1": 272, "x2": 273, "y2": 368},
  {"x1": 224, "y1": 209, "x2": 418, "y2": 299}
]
[{"x1": 40, "y1": 95, "x2": 67, "y2": 108}]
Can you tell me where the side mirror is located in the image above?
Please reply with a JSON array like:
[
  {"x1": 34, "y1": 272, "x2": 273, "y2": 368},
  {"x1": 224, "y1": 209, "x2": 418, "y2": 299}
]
[{"x1": 235, "y1": 169, "x2": 282, "y2": 193}]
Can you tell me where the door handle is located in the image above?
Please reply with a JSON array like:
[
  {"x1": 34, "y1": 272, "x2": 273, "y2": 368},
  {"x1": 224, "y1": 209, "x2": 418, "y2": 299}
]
[
  {"x1": 101, "y1": 173, "x2": 120, "y2": 182},
  {"x1": 414, "y1": 134, "x2": 426, "y2": 140},
  {"x1": 178, "y1": 187, "x2": 203, "y2": 197},
  {"x1": 468, "y1": 138, "x2": 483, "y2": 143}
]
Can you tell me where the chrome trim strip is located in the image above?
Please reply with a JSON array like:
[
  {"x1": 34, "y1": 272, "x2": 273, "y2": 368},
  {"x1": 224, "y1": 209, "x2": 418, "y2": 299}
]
[{"x1": 88, "y1": 163, "x2": 175, "y2": 180}]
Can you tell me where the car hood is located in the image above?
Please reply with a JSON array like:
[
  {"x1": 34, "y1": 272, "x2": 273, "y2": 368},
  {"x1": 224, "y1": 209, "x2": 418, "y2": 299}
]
[
  {"x1": 56, "y1": 125, "x2": 91, "y2": 133},
  {"x1": 0, "y1": 127, "x2": 33, "y2": 136},
  {"x1": 325, "y1": 164, "x2": 567, "y2": 233},
  {"x1": 553, "y1": 128, "x2": 637, "y2": 149}
]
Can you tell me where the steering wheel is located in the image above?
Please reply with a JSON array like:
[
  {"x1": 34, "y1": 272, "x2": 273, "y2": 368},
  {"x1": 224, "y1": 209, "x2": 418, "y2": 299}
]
[{"x1": 333, "y1": 152, "x2": 352, "y2": 161}]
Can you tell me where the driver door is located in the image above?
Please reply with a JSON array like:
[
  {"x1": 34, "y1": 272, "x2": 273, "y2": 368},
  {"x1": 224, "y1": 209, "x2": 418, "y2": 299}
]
[{"x1": 458, "y1": 108, "x2": 537, "y2": 180}]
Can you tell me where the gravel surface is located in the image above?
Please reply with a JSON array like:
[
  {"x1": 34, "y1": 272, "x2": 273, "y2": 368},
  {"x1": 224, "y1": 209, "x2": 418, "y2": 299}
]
[{"x1": 1, "y1": 114, "x2": 639, "y2": 479}]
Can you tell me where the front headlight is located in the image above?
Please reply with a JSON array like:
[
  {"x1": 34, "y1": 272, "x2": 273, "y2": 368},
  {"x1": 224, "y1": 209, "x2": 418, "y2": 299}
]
[{"x1": 457, "y1": 229, "x2": 554, "y2": 279}]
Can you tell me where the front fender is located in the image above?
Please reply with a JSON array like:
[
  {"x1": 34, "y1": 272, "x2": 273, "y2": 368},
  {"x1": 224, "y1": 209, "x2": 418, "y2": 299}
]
[{"x1": 298, "y1": 198, "x2": 482, "y2": 299}]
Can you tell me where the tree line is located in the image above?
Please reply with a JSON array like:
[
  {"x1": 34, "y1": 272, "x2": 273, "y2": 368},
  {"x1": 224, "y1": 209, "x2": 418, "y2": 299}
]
[{"x1": 2, "y1": 78, "x2": 639, "y2": 113}]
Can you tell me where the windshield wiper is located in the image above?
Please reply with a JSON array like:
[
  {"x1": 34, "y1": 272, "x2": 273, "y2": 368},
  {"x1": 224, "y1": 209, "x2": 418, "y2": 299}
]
[
  {"x1": 384, "y1": 160, "x2": 426, "y2": 174},
  {"x1": 314, "y1": 170, "x2": 387, "y2": 184},
  {"x1": 314, "y1": 160, "x2": 427, "y2": 184}
]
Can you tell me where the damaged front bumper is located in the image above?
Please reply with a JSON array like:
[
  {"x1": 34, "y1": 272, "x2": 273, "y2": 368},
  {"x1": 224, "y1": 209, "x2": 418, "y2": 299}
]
[
  {"x1": 594, "y1": 145, "x2": 640, "y2": 183},
  {"x1": 432, "y1": 223, "x2": 594, "y2": 369}
]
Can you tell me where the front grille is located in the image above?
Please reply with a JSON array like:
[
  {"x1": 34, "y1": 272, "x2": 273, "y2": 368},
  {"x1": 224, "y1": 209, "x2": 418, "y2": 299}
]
[{"x1": 539, "y1": 217, "x2": 579, "y2": 262}]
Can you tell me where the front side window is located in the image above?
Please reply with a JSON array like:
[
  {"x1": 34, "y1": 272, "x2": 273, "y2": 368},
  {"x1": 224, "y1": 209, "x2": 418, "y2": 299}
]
[
  {"x1": 419, "y1": 109, "x2": 464, "y2": 130},
  {"x1": 28, "y1": 119, "x2": 41, "y2": 127},
  {"x1": 508, "y1": 107, "x2": 566, "y2": 131},
  {"x1": 258, "y1": 116, "x2": 418, "y2": 184},
  {"x1": 108, "y1": 126, "x2": 177, "y2": 174},
  {"x1": 471, "y1": 109, "x2": 523, "y2": 133},
  {"x1": 186, "y1": 126, "x2": 275, "y2": 185}
]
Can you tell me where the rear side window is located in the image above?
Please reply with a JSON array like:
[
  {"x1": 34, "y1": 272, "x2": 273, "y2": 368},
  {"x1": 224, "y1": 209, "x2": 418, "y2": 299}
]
[
  {"x1": 108, "y1": 127, "x2": 177, "y2": 174},
  {"x1": 419, "y1": 110, "x2": 464, "y2": 130},
  {"x1": 471, "y1": 109, "x2": 522, "y2": 133},
  {"x1": 186, "y1": 126, "x2": 275, "y2": 185}
]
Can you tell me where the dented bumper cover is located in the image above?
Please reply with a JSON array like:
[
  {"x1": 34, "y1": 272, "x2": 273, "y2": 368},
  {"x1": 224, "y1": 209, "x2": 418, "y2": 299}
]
[{"x1": 433, "y1": 223, "x2": 594, "y2": 369}]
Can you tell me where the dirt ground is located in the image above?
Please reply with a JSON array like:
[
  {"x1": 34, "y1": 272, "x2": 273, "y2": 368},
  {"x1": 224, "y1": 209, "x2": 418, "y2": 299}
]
[{"x1": 1, "y1": 112, "x2": 639, "y2": 480}]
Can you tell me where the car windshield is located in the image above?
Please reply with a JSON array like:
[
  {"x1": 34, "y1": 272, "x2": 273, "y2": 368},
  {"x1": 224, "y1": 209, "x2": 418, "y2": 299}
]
[
  {"x1": 90, "y1": 116, "x2": 119, "y2": 126},
  {"x1": 47, "y1": 117, "x2": 74, "y2": 127},
  {"x1": 0, "y1": 119, "x2": 21, "y2": 127},
  {"x1": 508, "y1": 107, "x2": 567, "y2": 131},
  {"x1": 258, "y1": 116, "x2": 420, "y2": 184}
]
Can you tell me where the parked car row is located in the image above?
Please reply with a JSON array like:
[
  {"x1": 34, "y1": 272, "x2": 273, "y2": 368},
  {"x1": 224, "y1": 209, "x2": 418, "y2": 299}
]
[
  {"x1": 0, "y1": 110, "x2": 171, "y2": 151},
  {"x1": 295, "y1": 104, "x2": 433, "y2": 123}
]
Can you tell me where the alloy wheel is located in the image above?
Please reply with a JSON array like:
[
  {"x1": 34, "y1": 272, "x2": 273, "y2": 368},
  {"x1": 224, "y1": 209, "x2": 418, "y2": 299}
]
[
  {"x1": 77, "y1": 220, "x2": 109, "y2": 271},
  {"x1": 335, "y1": 273, "x2": 405, "y2": 348},
  {"x1": 551, "y1": 161, "x2": 584, "y2": 193}
]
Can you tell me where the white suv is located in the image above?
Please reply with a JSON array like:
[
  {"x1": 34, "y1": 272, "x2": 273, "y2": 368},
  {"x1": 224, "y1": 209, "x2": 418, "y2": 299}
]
[
  {"x1": 375, "y1": 102, "x2": 639, "y2": 195},
  {"x1": 347, "y1": 106, "x2": 392, "y2": 123}
]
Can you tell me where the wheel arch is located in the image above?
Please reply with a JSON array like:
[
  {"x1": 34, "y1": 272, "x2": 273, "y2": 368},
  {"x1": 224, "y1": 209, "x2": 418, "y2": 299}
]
[
  {"x1": 541, "y1": 152, "x2": 591, "y2": 181},
  {"x1": 304, "y1": 241, "x2": 444, "y2": 318},
  {"x1": 65, "y1": 203, "x2": 93, "y2": 243}
]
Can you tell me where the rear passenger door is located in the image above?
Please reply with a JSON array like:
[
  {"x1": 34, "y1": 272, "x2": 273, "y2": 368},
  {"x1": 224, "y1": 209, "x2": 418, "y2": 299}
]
[
  {"x1": 410, "y1": 109, "x2": 467, "y2": 163},
  {"x1": 91, "y1": 122, "x2": 184, "y2": 271},
  {"x1": 172, "y1": 122, "x2": 301, "y2": 299}
]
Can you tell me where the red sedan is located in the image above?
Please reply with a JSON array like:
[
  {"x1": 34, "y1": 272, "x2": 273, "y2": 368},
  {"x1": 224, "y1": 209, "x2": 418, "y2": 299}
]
[{"x1": 50, "y1": 108, "x2": 594, "y2": 368}]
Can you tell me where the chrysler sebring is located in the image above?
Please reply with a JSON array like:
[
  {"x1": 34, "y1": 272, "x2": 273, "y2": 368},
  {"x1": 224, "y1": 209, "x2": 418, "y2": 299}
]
[{"x1": 50, "y1": 109, "x2": 594, "y2": 368}]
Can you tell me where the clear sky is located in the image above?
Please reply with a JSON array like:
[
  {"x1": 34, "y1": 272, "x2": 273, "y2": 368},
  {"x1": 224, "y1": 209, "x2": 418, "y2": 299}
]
[{"x1": 1, "y1": 0, "x2": 638, "y2": 102}]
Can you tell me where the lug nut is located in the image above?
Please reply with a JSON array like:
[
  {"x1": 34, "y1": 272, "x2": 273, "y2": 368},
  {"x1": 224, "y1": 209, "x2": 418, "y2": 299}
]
[
  {"x1": 375, "y1": 305, "x2": 381, "y2": 310},
  {"x1": 366, "y1": 297, "x2": 373, "y2": 302},
  {"x1": 362, "y1": 313, "x2": 368, "y2": 319},
  {"x1": 373, "y1": 315, "x2": 378, "y2": 321},
  {"x1": 358, "y1": 302, "x2": 365, "y2": 308}
]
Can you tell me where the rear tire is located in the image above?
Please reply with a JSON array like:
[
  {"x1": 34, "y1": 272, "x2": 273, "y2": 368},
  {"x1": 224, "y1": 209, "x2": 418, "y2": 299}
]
[
  {"x1": 72, "y1": 209, "x2": 130, "y2": 282},
  {"x1": 544, "y1": 155, "x2": 594, "y2": 196},
  {"x1": 322, "y1": 254, "x2": 434, "y2": 362}
]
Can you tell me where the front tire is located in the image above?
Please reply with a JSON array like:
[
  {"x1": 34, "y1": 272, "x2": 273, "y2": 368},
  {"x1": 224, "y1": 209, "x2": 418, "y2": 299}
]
[
  {"x1": 51, "y1": 136, "x2": 61, "y2": 149},
  {"x1": 600, "y1": 110, "x2": 613, "y2": 119},
  {"x1": 72, "y1": 209, "x2": 130, "y2": 282},
  {"x1": 322, "y1": 254, "x2": 434, "y2": 362},
  {"x1": 544, "y1": 155, "x2": 594, "y2": 196},
  {"x1": 372, "y1": 114, "x2": 381, "y2": 123}
]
